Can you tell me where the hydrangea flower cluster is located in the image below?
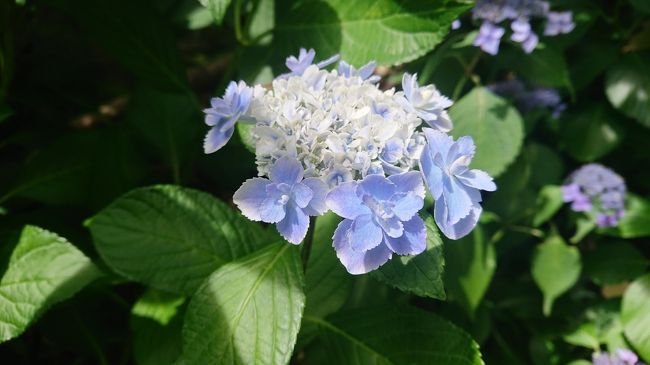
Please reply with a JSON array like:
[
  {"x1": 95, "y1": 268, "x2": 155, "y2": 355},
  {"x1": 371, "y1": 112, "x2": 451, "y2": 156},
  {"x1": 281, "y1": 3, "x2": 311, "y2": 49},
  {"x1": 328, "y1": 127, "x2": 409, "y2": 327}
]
[
  {"x1": 203, "y1": 48, "x2": 496, "y2": 274},
  {"x1": 592, "y1": 349, "x2": 646, "y2": 365},
  {"x1": 488, "y1": 79, "x2": 565, "y2": 117},
  {"x1": 471, "y1": 0, "x2": 575, "y2": 55},
  {"x1": 562, "y1": 164, "x2": 626, "y2": 228}
]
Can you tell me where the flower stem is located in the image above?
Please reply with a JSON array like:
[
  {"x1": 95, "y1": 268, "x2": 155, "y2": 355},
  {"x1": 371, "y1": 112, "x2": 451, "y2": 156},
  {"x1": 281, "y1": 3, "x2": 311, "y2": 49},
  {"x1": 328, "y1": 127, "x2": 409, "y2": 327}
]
[
  {"x1": 233, "y1": 0, "x2": 250, "y2": 46},
  {"x1": 301, "y1": 216, "x2": 317, "y2": 272}
]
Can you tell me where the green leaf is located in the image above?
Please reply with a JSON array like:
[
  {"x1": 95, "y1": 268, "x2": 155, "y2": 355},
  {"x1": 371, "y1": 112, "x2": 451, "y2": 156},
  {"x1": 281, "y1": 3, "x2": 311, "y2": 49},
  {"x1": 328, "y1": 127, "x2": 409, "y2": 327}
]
[
  {"x1": 532, "y1": 185, "x2": 564, "y2": 227},
  {"x1": 630, "y1": 0, "x2": 650, "y2": 14},
  {"x1": 504, "y1": 45, "x2": 572, "y2": 90},
  {"x1": 131, "y1": 290, "x2": 185, "y2": 365},
  {"x1": 563, "y1": 322, "x2": 600, "y2": 351},
  {"x1": 606, "y1": 53, "x2": 650, "y2": 128},
  {"x1": 55, "y1": 0, "x2": 189, "y2": 92},
  {"x1": 449, "y1": 87, "x2": 524, "y2": 177},
  {"x1": 584, "y1": 242, "x2": 648, "y2": 286},
  {"x1": 0, "y1": 225, "x2": 101, "y2": 343},
  {"x1": 273, "y1": 0, "x2": 471, "y2": 66},
  {"x1": 600, "y1": 194, "x2": 650, "y2": 238},
  {"x1": 373, "y1": 213, "x2": 445, "y2": 299},
  {"x1": 531, "y1": 235, "x2": 581, "y2": 316},
  {"x1": 198, "y1": 0, "x2": 232, "y2": 25},
  {"x1": 559, "y1": 103, "x2": 624, "y2": 162},
  {"x1": 182, "y1": 242, "x2": 304, "y2": 365},
  {"x1": 306, "y1": 305, "x2": 484, "y2": 364},
  {"x1": 444, "y1": 225, "x2": 496, "y2": 318},
  {"x1": 527, "y1": 142, "x2": 564, "y2": 188},
  {"x1": 621, "y1": 274, "x2": 650, "y2": 362},
  {"x1": 236, "y1": 123, "x2": 256, "y2": 154},
  {"x1": 87, "y1": 185, "x2": 269, "y2": 295}
]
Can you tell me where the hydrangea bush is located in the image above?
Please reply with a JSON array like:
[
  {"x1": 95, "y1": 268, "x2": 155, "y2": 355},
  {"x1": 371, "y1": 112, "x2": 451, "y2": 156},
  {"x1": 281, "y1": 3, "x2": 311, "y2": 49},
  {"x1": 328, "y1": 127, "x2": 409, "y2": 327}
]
[{"x1": 0, "y1": 0, "x2": 649, "y2": 364}]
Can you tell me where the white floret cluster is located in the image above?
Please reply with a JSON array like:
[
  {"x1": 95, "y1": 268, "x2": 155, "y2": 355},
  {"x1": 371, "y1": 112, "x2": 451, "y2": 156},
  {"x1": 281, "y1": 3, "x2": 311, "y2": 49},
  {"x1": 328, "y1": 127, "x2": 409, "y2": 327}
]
[{"x1": 243, "y1": 65, "x2": 440, "y2": 187}]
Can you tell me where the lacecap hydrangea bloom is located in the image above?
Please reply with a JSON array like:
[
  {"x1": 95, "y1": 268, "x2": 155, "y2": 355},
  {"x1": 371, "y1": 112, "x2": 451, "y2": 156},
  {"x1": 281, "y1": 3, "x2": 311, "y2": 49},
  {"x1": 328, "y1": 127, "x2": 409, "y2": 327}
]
[
  {"x1": 488, "y1": 79, "x2": 565, "y2": 117},
  {"x1": 562, "y1": 163, "x2": 626, "y2": 228},
  {"x1": 203, "y1": 48, "x2": 496, "y2": 274},
  {"x1": 471, "y1": 0, "x2": 575, "y2": 55}
]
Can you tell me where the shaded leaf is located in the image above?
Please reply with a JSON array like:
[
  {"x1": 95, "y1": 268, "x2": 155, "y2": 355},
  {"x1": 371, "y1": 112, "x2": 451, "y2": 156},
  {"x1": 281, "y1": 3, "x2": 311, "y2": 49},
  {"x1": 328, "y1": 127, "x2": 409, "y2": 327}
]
[
  {"x1": 532, "y1": 185, "x2": 564, "y2": 227},
  {"x1": 605, "y1": 53, "x2": 650, "y2": 128},
  {"x1": 584, "y1": 242, "x2": 648, "y2": 286},
  {"x1": 600, "y1": 194, "x2": 650, "y2": 238},
  {"x1": 621, "y1": 274, "x2": 650, "y2": 362},
  {"x1": 559, "y1": 103, "x2": 624, "y2": 162}
]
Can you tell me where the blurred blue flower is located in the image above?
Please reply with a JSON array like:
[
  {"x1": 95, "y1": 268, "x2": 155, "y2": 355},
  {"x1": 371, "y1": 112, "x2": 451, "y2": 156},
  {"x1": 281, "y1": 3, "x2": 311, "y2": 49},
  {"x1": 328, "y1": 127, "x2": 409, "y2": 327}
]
[
  {"x1": 562, "y1": 163, "x2": 626, "y2": 228},
  {"x1": 397, "y1": 73, "x2": 453, "y2": 132},
  {"x1": 510, "y1": 19, "x2": 539, "y2": 53},
  {"x1": 545, "y1": 11, "x2": 575, "y2": 36},
  {"x1": 280, "y1": 48, "x2": 340, "y2": 78},
  {"x1": 419, "y1": 129, "x2": 496, "y2": 239},
  {"x1": 488, "y1": 79, "x2": 566, "y2": 117},
  {"x1": 452, "y1": 19, "x2": 461, "y2": 30},
  {"x1": 203, "y1": 80, "x2": 252, "y2": 153},
  {"x1": 326, "y1": 172, "x2": 426, "y2": 274},
  {"x1": 592, "y1": 348, "x2": 645, "y2": 365},
  {"x1": 474, "y1": 21, "x2": 505, "y2": 55},
  {"x1": 338, "y1": 60, "x2": 380, "y2": 83},
  {"x1": 233, "y1": 157, "x2": 328, "y2": 244}
]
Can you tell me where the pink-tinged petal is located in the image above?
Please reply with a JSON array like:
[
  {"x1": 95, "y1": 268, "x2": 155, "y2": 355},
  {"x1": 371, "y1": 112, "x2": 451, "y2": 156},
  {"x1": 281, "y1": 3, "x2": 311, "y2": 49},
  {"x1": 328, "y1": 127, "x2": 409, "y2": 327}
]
[
  {"x1": 270, "y1": 157, "x2": 304, "y2": 184},
  {"x1": 203, "y1": 126, "x2": 235, "y2": 154},
  {"x1": 233, "y1": 178, "x2": 272, "y2": 221},
  {"x1": 276, "y1": 203, "x2": 310, "y2": 244},
  {"x1": 302, "y1": 178, "x2": 329, "y2": 215},
  {"x1": 326, "y1": 182, "x2": 370, "y2": 219},
  {"x1": 291, "y1": 182, "x2": 313, "y2": 209},
  {"x1": 384, "y1": 215, "x2": 426, "y2": 255},
  {"x1": 348, "y1": 214, "x2": 384, "y2": 252},
  {"x1": 456, "y1": 169, "x2": 496, "y2": 192},
  {"x1": 388, "y1": 171, "x2": 425, "y2": 198},
  {"x1": 332, "y1": 220, "x2": 392, "y2": 275}
]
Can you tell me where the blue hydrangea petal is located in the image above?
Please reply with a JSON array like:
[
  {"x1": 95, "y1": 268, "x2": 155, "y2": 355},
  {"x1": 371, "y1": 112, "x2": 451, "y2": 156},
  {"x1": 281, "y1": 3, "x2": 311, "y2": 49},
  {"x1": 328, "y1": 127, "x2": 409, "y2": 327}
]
[
  {"x1": 391, "y1": 192, "x2": 424, "y2": 221},
  {"x1": 375, "y1": 216, "x2": 404, "y2": 238},
  {"x1": 333, "y1": 220, "x2": 392, "y2": 275},
  {"x1": 276, "y1": 202, "x2": 310, "y2": 244},
  {"x1": 402, "y1": 73, "x2": 416, "y2": 100},
  {"x1": 359, "y1": 174, "x2": 396, "y2": 201},
  {"x1": 357, "y1": 61, "x2": 377, "y2": 80},
  {"x1": 233, "y1": 178, "x2": 272, "y2": 221},
  {"x1": 270, "y1": 157, "x2": 304, "y2": 184},
  {"x1": 422, "y1": 128, "x2": 453, "y2": 162},
  {"x1": 388, "y1": 171, "x2": 425, "y2": 198},
  {"x1": 435, "y1": 201, "x2": 481, "y2": 240},
  {"x1": 301, "y1": 177, "x2": 329, "y2": 215},
  {"x1": 315, "y1": 53, "x2": 341, "y2": 69},
  {"x1": 456, "y1": 169, "x2": 497, "y2": 192},
  {"x1": 419, "y1": 143, "x2": 444, "y2": 199},
  {"x1": 326, "y1": 182, "x2": 370, "y2": 219},
  {"x1": 291, "y1": 182, "x2": 314, "y2": 209},
  {"x1": 259, "y1": 191, "x2": 287, "y2": 223},
  {"x1": 384, "y1": 215, "x2": 426, "y2": 255},
  {"x1": 203, "y1": 126, "x2": 235, "y2": 154},
  {"x1": 349, "y1": 214, "x2": 384, "y2": 252},
  {"x1": 443, "y1": 176, "x2": 478, "y2": 224}
]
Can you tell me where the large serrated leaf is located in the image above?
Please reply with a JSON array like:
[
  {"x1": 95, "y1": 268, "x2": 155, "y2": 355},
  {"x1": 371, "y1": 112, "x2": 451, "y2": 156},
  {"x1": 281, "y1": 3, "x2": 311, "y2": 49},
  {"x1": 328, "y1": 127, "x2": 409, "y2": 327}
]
[
  {"x1": 622, "y1": 274, "x2": 650, "y2": 363},
  {"x1": 449, "y1": 87, "x2": 524, "y2": 177},
  {"x1": 182, "y1": 242, "x2": 304, "y2": 365},
  {"x1": 0, "y1": 225, "x2": 101, "y2": 343},
  {"x1": 306, "y1": 305, "x2": 484, "y2": 364},
  {"x1": 87, "y1": 185, "x2": 269, "y2": 295},
  {"x1": 606, "y1": 53, "x2": 650, "y2": 128},
  {"x1": 373, "y1": 213, "x2": 445, "y2": 299},
  {"x1": 274, "y1": 0, "x2": 471, "y2": 66}
]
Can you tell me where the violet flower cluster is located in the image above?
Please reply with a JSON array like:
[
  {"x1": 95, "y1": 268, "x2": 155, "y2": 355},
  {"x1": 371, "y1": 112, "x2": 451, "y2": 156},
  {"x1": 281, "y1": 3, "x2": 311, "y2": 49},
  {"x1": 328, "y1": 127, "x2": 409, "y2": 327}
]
[
  {"x1": 562, "y1": 164, "x2": 626, "y2": 228},
  {"x1": 488, "y1": 79, "x2": 565, "y2": 117},
  {"x1": 203, "y1": 48, "x2": 496, "y2": 274},
  {"x1": 593, "y1": 349, "x2": 646, "y2": 365},
  {"x1": 471, "y1": 0, "x2": 575, "y2": 55}
]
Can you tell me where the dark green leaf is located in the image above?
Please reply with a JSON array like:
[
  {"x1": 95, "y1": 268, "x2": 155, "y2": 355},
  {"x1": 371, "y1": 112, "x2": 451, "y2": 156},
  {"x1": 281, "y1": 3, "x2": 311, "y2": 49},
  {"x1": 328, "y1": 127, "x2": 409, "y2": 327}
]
[
  {"x1": 584, "y1": 241, "x2": 648, "y2": 286},
  {"x1": 87, "y1": 185, "x2": 269, "y2": 295},
  {"x1": 505, "y1": 45, "x2": 572, "y2": 90},
  {"x1": 532, "y1": 185, "x2": 564, "y2": 227},
  {"x1": 0, "y1": 225, "x2": 101, "y2": 343},
  {"x1": 527, "y1": 142, "x2": 564, "y2": 188},
  {"x1": 605, "y1": 53, "x2": 650, "y2": 128},
  {"x1": 559, "y1": 103, "x2": 624, "y2": 162},
  {"x1": 621, "y1": 274, "x2": 650, "y2": 362},
  {"x1": 182, "y1": 243, "x2": 304, "y2": 365},
  {"x1": 449, "y1": 87, "x2": 524, "y2": 177}
]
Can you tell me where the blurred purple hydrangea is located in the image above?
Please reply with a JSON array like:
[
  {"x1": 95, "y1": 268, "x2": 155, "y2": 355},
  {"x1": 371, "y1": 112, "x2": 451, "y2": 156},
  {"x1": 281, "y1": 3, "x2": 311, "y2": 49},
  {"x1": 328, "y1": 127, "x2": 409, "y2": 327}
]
[
  {"x1": 419, "y1": 129, "x2": 496, "y2": 239},
  {"x1": 233, "y1": 157, "x2": 328, "y2": 244},
  {"x1": 203, "y1": 81, "x2": 252, "y2": 153},
  {"x1": 592, "y1": 348, "x2": 646, "y2": 365},
  {"x1": 471, "y1": 0, "x2": 574, "y2": 55},
  {"x1": 326, "y1": 172, "x2": 427, "y2": 274},
  {"x1": 562, "y1": 163, "x2": 626, "y2": 228},
  {"x1": 488, "y1": 79, "x2": 566, "y2": 117}
]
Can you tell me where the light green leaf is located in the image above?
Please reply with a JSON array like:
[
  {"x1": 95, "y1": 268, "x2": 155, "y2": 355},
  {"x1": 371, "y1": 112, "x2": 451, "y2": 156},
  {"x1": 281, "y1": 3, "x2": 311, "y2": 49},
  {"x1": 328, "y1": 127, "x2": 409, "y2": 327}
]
[
  {"x1": 570, "y1": 217, "x2": 596, "y2": 244},
  {"x1": 373, "y1": 213, "x2": 445, "y2": 299},
  {"x1": 0, "y1": 225, "x2": 101, "y2": 343},
  {"x1": 198, "y1": 0, "x2": 232, "y2": 25},
  {"x1": 584, "y1": 242, "x2": 648, "y2": 286},
  {"x1": 306, "y1": 305, "x2": 484, "y2": 364},
  {"x1": 600, "y1": 194, "x2": 650, "y2": 238},
  {"x1": 606, "y1": 53, "x2": 650, "y2": 128},
  {"x1": 533, "y1": 185, "x2": 564, "y2": 227},
  {"x1": 559, "y1": 103, "x2": 624, "y2": 162},
  {"x1": 444, "y1": 225, "x2": 495, "y2": 318},
  {"x1": 182, "y1": 242, "x2": 304, "y2": 365},
  {"x1": 131, "y1": 289, "x2": 185, "y2": 326},
  {"x1": 449, "y1": 87, "x2": 524, "y2": 177},
  {"x1": 531, "y1": 235, "x2": 581, "y2": 316},
  {"x1": 621, "y1": 274, "x2": 650, "y2": 363},
  {"x1": 236, "y1": 123, "x2": 256, "y2": 154},
  {"x1": 274, "y1": 0, "x2": 471, "y2": 66},
  {"x1": 87, "y1": 185, "x2": 269, "y2": 295},
  {"x1": 563, "y1": 322, "x2": 600, "y2": 351}
]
